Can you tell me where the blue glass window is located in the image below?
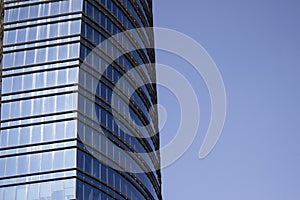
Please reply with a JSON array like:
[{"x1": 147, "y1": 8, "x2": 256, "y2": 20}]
[{"x1": 17, "y1": 155, "x2": 29, "y2": 175}]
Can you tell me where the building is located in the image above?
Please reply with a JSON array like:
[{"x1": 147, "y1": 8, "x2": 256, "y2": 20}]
[
  {"x1": 0, "y1": 0, "x2": 3, "y2": 65},
  {"x1": 0, "y1": 0, "x2": 161, "y2": 199}
]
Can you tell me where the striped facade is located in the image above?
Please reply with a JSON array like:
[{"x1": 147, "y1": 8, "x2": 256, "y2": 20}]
[{"x1": 0, "y1": 0, "x2": 161, "y2": 199}]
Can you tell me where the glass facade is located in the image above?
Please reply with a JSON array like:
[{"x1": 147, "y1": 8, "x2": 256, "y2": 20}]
[
  {"x1": 0, "y1": 0, "x2": 161, "y2": 199},
  {"x1": 0, "y1": 0, "x2": 3, "y2": 65}
]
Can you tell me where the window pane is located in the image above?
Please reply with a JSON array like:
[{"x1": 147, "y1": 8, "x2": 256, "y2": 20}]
[
  {"x1": 53, "y1": 151, "x2": 64, "y2": 170},
  {"x1": 41, "y1": 152, "x2": 53, "y2": 171},
  {"x1": 17, "y1": 29, "x2": 26, "y2": 43},
  {"x1": 28, "y1": 183, "x2": 39, "y2": 200},
  {"x1": 17, "y1": 155, "x2": 29, "y2": 175},
  {"x1": 58, "y1": 45, "x2": 68, "y2": 60},
  {"x1": 51, "y1": 181, "x2": 63, "y2": 200},
  {"x1": 29, "y1": 154, "x2": 41, "y2": 173},
  {"x1": 40, "y1": 182, "x2": 51, "y2": 200},
  {"x1": 64, "y1": 179, "x2": 75, "y2": 199},
  {"x1": 8, "y1": 128, "x2": 19, "y2": 146},
  {"x1": 16, "y1": 185, "x2": 27, "y2": 200},
  {"x1": 27, "y1": 26, "x2": 37, "y2": 41},
  {"x1": 65, "y1": 149, "x2": 75, "y2": 168},
  {"x1": 20, "y1": 127, "x2": 30, "y2": 145},
  {"x1": 4, "y1": 187, "x2": 15, "y2": 200},
  {"x1": 6, "y1": 157, "x2": 16, "y2": 176}
]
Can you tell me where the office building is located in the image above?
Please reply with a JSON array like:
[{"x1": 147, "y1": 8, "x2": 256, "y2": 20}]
[{"x1": 0, "y1": 0, "x2": 161, "y2": 199}]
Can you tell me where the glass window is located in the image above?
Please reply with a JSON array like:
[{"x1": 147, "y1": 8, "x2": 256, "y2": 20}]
[
  {"x1": 100, "y1": 135, "x2": 107, "y2": 153},
  {"x1": 14, "y1": 51, "x2": 25, "y2": 66},
  {"x1": 40, "y1": 182, "x2": 51, "y2": 200},
  {"x1": 21, "y1": 99, "x2": 31, "y2": 117},
  {"x1": 64, "y1": 179, "x2": 75, "y2": 199},
  {"x1": 43, "y1": 123, "x2": 54, "y2": 142},
  {"x1": 70, "y1": 43, "x2": 79, "y2": 58},
  {"x1": 85, "y1": 72, "x2": 93, "y2": 91},
  {"x1": 8, "y1": 129, "x2": 19, "y2": 146},
  {"x1": 41, "y1": 152, "x2": 53, "y2": 171},
  {"x1": 85, "y1": 125, "x2": 92, "y2": 145},
  {"x1": 93, "y1": 158, "x2": 99, "y2": 178},
  {"x1": 58, "y1": 45, "x2": 68, "y2": 60},
  {"x1": 0, "y1": 129, "x2": 8, "y2": 147},
  {"x1": 57, "y1": 69, "x2": 67, "y2": 85},
  {"x1": 5, "y1": 8, "x2": 11, "y2": 21},
  {"x1": 25, "y1": 49, "x2": 35, "y2": 65},
  {"x1": 16, "y1": 185, "x2": 27, "y2": 200},
  {"x1": 17, "y1": 28, "x2": 26, "y2": 43},
  {"x1": 29, "y1": 4, "x2": 39, "y2": 18},
  {"x1": 56, "y1": 95, "x2": 65, "y2": 112},
  {"x1": 4, "y1": 186, "x2": 15, "y2": 200},
  {"x1": 71, "y1": 20, "x2": 81, "y2": 34},
  {"x1": 2, "y1": 53, "x2": 14, "y2": 69},
  {"x1": 65, "y1": 149, "x2": 75, "y2": 168},
  {"x1": 6, "y1": 30, "x2": 16, "y2": 44},
  {"x1": 43, "y1": 96, "x2": 54, "y2": 114},
  {"x1": 17, "y1": 155, "x2": 29, "y2": 175},
  {"x1": 84, "y1": 154, "x2": 92, "y2": 174},
  {"x1": 65, "y1": 120, "x2": 76, "y2": 138},
  {"x1": 60, "y1": 0, "x2": 70, "y2": 13},
  {"x1": 38, "y1": 24, "x2": 48, "y2": 40},
  {"x1": 28, "y1": 26, "x2": 37, "y2": 41},
  {"x1": 84, "y1": 184, "x2": 93, "y2": 200},
  {"x1": 51, "y1": 181, "x2": 63, "y2": 200},
  {"x1": 35, "y1": 72, "x2": 45, "y2": 88},
  {"x1": 78, "y1": 94, "x2": 85, "y2": 113},
  {"x1": 93, "y1": 132, "x2": 100, "y2": 150},
  {"x1": 0, "y1": 158, "x2": 5, "y2": 177},
  {"x1": 50, "y1": 23, "x2": 59, "y2": 38},
  {"x1": 6, "y1": 157, "x2": 17, "y2": 176},
  {"x1": 101, "y1": 164, "x2": 107, "y2": 181},
  {"x1": 28, "y1": 183, "x2": 39, "y2": 200},
  {"x1": 93, "y1": 189, "x2": 101, "y2": 200},
  {"x1": 40, "y1": 3, "x2": 50, "y2": 16},
  {"x1": 34, "y1": 48, "x2": 44, "y2": 64},
  {"x1": 68, "y1": 67, "x2": 78, "y2": 83},
  {"x1": 10, "y1": 101, "x2": 20, "y2": 119},
  {"x1": 2, "y1": 77, "x2": 12, "y2": 93},
  {"x1": 50, "y1": 1, "x2": 60, "y2": 15},
  {"x1": 33, "y1": 98, "x2": 42, "y2": 115},
  {"x1": 29, "y1": 154, "x2": 41, "y2": 173},
  {"x1": 59, "y1": 21, "x2": 69, "y2": 36},
  {"x1": 20, "y1": 127, "x2": 30, "y2": 145},
  {"x1": 65, "y1": 93, "x2": 75, "y2": 110},
  {"x1": 23, "y1": 73, "x2": 33, "y2": 90},
  {"x1": 48, "y1": 46, "x2": 58, "y2": 62},
  {"x1": 78, "y1": 150, "x2": 84, "y2": 170},
  {"x1": 53, "y1": 151, "x2": 64, "y2": 170},
  {"x1": 12, "y1": 75, "x2": 22, "y2": 92},
  {"x1": 19, "y1": 6, "x2": 29, "y2": 20},
  {"x1": 71, "y1": 0, "x2": 82, "y2": 11},
  {"x1": 76, "y1": 180, "x2": 84, "y2": 200},
  {"x1": 31, "y1": 125, "x2": 42, "y2": 143},
  {"x1": 46, "y1": 70, "x2": 56, "y2": 87},
  {"x1": 55, "y1": 122, "x2": 65, "y2": 140}
]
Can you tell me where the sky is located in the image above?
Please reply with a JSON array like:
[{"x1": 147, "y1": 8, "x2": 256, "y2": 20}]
[{"x1": 153, "y1": 0, "x2": 300, "y2": 199}]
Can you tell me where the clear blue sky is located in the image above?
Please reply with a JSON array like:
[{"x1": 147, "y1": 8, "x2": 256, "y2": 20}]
[{"x1": 154, "y1": 0, "x2": 300, "y2": 199}]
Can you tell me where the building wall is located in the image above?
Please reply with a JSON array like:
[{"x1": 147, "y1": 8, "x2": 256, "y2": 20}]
[
  {"x1": 0, "y1": 0, "x2": 3, "y2": 64},
  {"x1": 0, "y1": 1, "x2": 82, "y2": 199},
  {"x1": 0, "y1": 0, "x2": 4, "y2": 122},
  {"x1": 76, "y1": 0, "x2": 161, "y2": 199},
  {"x1": 0, "y1": 0, "x2": 161, "y2": 199}
]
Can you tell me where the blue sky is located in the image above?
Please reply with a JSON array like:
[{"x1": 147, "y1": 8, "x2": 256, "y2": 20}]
[{"x1": 154, "y1": 0, "x2": 300, "y2": 199}]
